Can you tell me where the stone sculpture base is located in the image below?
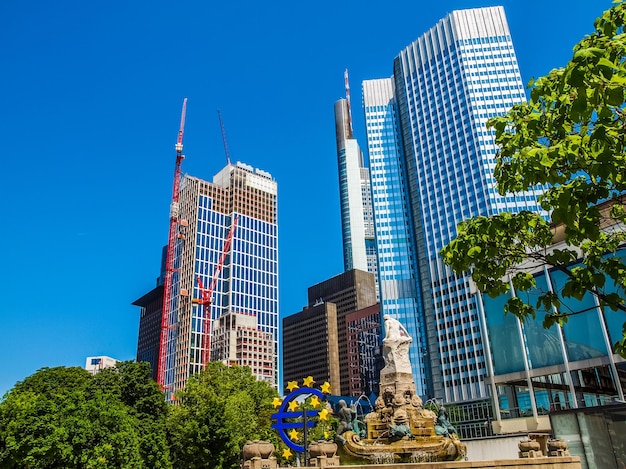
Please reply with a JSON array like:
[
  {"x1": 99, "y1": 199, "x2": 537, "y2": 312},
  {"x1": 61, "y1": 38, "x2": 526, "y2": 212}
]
[{"x1": 279, "y1": 455, "x2": 581, "y2": 468}]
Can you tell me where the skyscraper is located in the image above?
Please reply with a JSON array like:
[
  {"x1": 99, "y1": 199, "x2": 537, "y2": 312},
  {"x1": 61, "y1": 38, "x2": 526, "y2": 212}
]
[
  {"x1": 335, "y1": 71, "x2": 378, "y2": 294},
  {"x1": 134, "y1": 162, "x2": 279, "y2": 396},
  {"x1": 363, "y1": 7, "x2": 546, "y2": 403}
]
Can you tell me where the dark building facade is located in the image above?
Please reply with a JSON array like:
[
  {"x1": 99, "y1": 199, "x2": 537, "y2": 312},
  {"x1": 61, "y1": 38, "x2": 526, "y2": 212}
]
[
  {"x1": 283, "y1": 269, "x2": 380, "y2": 396},
  {"x1": 282, "y1": 303, "x2": 340, "y2": 393},
  {"x1": 132, "y1": 285, "x2": 163, "y2": 381},
  {"x1": 346, "y1": 303, "x2": 381, "y2": 398}
]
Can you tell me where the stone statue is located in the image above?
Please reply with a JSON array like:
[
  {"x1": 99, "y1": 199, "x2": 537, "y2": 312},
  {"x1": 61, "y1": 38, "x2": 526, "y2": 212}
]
[
  {"x1": 335, "y1": 400, "x2": 357, "y2": 443},
  {"x1": 382, "y1": 315, "x2": 413, "y2": 375},
  {"x1": 434, "y1": 407, "x2": 457, "y2": 437}
]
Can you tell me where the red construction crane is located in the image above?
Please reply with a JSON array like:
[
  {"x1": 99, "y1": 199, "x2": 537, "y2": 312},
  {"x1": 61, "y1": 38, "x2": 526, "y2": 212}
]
[
  {"x1": 156, "y1": 98, "x2": 188, "y2": 388},
  {"x1": 194, "y1": 216, "x2": 239, "y2": 367}
]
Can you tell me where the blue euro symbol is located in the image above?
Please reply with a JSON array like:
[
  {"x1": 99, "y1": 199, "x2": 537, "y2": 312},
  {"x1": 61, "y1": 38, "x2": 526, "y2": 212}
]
[{"x1": 271, "y1": 387, "x2": 324, "y2": 452}]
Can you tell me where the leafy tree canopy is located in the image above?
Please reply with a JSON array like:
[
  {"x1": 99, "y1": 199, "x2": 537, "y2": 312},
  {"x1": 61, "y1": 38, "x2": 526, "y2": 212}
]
[
  {"x1": 441, "y1": 1, "x2": 626, "y2": 355},
  {"x1": 167, "y1": 361, "x2": 279, "y2": 469},
  {"x1": 0, "y1": 362, "x2": 170, "y2": 469}
]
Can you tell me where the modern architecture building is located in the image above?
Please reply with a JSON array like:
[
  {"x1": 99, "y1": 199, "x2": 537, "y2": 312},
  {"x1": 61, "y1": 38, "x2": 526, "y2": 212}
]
[
  {"x1": 283, "y1": 269, "x2": 380, "y2": 397},
  {"x1": 307, "y1": 269, "x2": 378, "y2": 396},
  {"x1": 345, "y1": 303, "x2": 381, "y2": 398},
  {"x1": 283, "y1": 302, "x2": 341, "y2": 393},
  {"x1": 362, "y1": 7, "x2": 546, "y2": 404},
  {"x1": 132, "y1": 285, "x2": 163, "y2": 381},
  {"x1": 133, "y1": 162, "x2": 279, "y2": 395},
  {"x1": 211, "y1": 311, "x2": 275, "y2": 384},
  {"x1": 335, "y1": 72, "x2": 378, "y2": 295},
  {"x1": 481, "y1": 197, "x2": 626, "y2": 436},
  {"x1": 85, "y1": 356, "x2": 118, "y2": 375}
]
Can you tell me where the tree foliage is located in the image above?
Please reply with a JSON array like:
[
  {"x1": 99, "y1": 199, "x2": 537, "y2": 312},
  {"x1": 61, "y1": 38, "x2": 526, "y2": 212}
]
[
  {"x1": 167, "y1": 361, "x2": 279, "y2": 469},
  {"x1": 0, "y1": 363, "x2": 170, "y2": 468},
  {"x1": 441, "y1": 1, "x2": 626, "y2": 355}
]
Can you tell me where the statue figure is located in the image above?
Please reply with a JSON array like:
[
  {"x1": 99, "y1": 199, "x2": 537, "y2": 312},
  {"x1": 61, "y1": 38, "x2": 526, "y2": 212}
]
[
  {"x1": 434, "y1": 407, "x2": 458, "y2": 437},
  {"x1": 388, "y1": 410, "x2": 412, "y2": 441},
  {"x1": 335, "y1": 400, "x2": 357, "y2": 443},
  {"x1": 384, "y1": 314, "x2": 410, "y2": 340},
  {"x1": 382, "y1": 315, "x2": 413, "y2": 375}
]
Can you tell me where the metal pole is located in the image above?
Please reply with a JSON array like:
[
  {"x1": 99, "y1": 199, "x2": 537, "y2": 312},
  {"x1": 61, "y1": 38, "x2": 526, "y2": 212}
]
[{"x1": 303, "y1": 409, "x2": 309, "y2": 467}]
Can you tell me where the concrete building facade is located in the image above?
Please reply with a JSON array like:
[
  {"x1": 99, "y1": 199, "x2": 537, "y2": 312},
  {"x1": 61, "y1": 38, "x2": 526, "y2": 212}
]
[{"x1": 134, "y1": 162, "x2": 278, "y2": 396}]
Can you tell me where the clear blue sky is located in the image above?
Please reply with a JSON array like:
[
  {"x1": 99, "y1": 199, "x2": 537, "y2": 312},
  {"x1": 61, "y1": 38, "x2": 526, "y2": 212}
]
[{"x1": 0, "y1": 0, "x2": 611, "y2": 396}]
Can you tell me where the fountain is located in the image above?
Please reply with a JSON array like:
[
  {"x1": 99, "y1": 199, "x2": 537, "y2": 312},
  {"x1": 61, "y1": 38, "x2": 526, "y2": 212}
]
[{"x1": 335, "y1": 315, "x2": 466, "y2": 464}]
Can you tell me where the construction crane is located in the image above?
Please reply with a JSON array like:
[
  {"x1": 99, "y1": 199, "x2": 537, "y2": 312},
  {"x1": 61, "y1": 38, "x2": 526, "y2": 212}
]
[
  {"x1": 193, "y1": 215, "x2": 239, "y2": 367},
  {"x1": 217, "y1": 109, "x2": 232, "y2": 166},
  {"x1": 156, "y1": 98, "x2": 188, "y2": 389}
]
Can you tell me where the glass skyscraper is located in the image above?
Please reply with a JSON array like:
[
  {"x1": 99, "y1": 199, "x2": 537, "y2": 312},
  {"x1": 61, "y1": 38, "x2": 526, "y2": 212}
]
[
  {"x1": 335, "y1": 79, "x2": 378, "y2": 292},
  {"x1": 136, "y1": 162, "x2": 279, "y2": 397},
  {"x1": 363, "y1": 7, "x2": 546, "y2": 403}
]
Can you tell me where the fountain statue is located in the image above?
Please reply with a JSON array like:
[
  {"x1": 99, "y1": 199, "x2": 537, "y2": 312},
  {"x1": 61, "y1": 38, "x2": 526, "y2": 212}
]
[{"x1": 336, "y1": 315, "x2": 466, "y2": 464}]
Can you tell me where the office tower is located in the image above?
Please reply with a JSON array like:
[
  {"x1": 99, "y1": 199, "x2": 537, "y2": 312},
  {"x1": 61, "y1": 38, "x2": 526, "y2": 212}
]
[
  {"x1": 211, "y1": 311, "x2": 275, "y2": 383},
  {"x1": 307, "y1": 269, "x2": 377, "y2": 396},
  {"x1": 363, "y1": 7, "x2": 546, "y2": 404},
  {"x1": 345, "y1": 303, "x2": 381, "y2": 397},
  {"x1": 132, "y1": 285, "x2": 164, "y2": 381},
  {"x1": 335, "y1": 72, "x2": 379, "y2": 296},
  {"x1": 283, "y1": 269, "x2": 378, "y2": 396},
  {"x1": 134, "y1": 162, "x2": 278, "y2": 395},
  {"x1": 283, "y1": 302, "x2": 341, "y2": 393}
]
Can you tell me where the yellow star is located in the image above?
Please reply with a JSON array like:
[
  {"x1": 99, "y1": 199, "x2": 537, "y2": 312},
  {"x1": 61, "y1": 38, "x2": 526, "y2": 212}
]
[
  {"x1": 324, "y1": 430, "x2": 330, "y2": 439},
  {"x1": 320, "y1": 381, "x2": 332, "y2": 394},
  {"x1": 287, "y1": 381, "x2": 299, "y2": 392},
  {"x1": 309, "y1": 396, "x2": 321, "y2": 408},
  {"x1": 282, "y1": 448, "x2": 293, "y2": 459},
  {"x1": 272, "y1": 397, "x2": 283, "y2": 409},
  {"x1": 288, "y1": 400, "x2": 299, "y2": 412},
  {"x1": 302, "y1": 376, "x2": 315, "y2": 387},
  {"x1": 319, "y1": 408, "x2": 330, "y2": 421},
  {"x1": 288, "y1": 428, "x2": 301, "y2": 441}
]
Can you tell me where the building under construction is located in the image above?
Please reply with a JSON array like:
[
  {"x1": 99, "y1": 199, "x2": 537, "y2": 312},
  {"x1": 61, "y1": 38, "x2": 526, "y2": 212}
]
[{"x1": 133, "y1": 104, "x2": 279, "y2": 396}]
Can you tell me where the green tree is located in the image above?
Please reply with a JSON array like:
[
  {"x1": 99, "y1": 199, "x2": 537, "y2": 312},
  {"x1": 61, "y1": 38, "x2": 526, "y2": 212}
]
[
  {"x1": 0, "y1": 363, "x2": 171, "y2": 468},
  {"x1": 0, "y1": 367, "x2": 143, "y2": 468},
  {"x1": 167, "y1": 362, "x2": 279, "y2": 469},
  {"x1": 441, "y1": 2, "x2": 626, "y2": 355}
]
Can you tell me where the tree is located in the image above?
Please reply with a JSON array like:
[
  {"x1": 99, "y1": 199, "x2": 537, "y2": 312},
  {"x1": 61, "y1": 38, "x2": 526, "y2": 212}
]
[
  {"x1": 441, "y1": 2, "x2": 626, "y2": 355},
  {"x1": 0, "y1": 367, "x2": 143, "y2": 468},
  {"x1": 167, "y1": 362, "x2": 279, "y2": 469},
  {"x1": 0, "y1": 363, "x2": 171, "y2": 468}
]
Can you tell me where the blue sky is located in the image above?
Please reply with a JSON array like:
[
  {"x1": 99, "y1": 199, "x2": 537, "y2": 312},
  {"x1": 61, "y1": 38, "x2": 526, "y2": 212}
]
[{"x1": 0, "y1": 0, "x2": 611, "y2": 396}]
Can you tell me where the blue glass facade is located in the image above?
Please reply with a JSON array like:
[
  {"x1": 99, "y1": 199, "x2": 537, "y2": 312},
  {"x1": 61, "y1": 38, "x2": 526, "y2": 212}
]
[
  {"x1": 363, "y1": 7, "x2": 547, "y2": 403},
  {"x1": 484, "y1": 254, "x2": 626, "y2": 420},
  {"x1": 162, "y1": 164, "x2": 279, "y2": 395}
]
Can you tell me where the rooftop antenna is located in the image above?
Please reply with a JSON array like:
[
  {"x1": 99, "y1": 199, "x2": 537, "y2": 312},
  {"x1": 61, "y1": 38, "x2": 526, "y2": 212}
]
[
  {"x1": 344, "y1": 69, "x2": 354, "y2": 139},
  {"x1": 217, "y1": 109, "x2": 231, "y2": 165}
]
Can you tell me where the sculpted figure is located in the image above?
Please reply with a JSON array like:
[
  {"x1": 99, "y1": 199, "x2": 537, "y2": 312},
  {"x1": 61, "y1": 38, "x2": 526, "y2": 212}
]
[
  {"x1": 336, "y1": 400, "x2": 357, "y2": 443},
  {"x1": 434, "y1": 407, "x2": 458, "y2": 437}
]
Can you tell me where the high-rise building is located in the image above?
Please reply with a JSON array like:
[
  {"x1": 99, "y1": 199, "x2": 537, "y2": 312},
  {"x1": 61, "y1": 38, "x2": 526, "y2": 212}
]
[
  {"x1": 134, "y1": 162, "x2": 279, "y2": 395},
  {"x1": 211, "y1": 311, "x2": 275, "y2": 383},
  {"x1": 132, "y1": 285, "x2": 163, "y2": 381},
  {"x1": 345, "y1": 303, "x2": 381, "y2": 398},
  {"x1": 335, "y1": 72, "x2": 379, "y2": 296},
  {"x1": 283, "y1": 269, "x2": 378, "y2": 396},
  {"x1": 362, "y1": 7, "x2": 546, "y2": 403},
  {"x1": 282, "y1": 302, "x2": 341, "y2": 393}
]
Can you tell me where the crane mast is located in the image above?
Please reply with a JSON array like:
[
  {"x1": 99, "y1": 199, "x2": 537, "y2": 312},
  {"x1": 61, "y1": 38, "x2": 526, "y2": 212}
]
[
  {"x1": 194, "y1": 216, "x2": 239, "y2": 367},
  {"x1": 157, "y1": 98, "x2": 188, "y2": 389},
  {"x1": 217, "y1": 109, "x2": 232, "y2": 166}
]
